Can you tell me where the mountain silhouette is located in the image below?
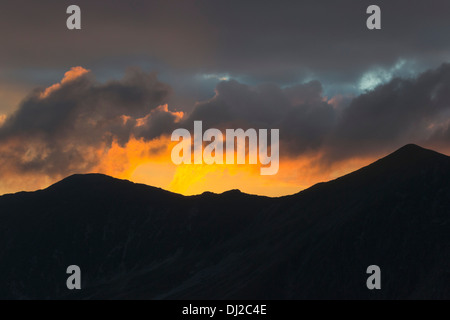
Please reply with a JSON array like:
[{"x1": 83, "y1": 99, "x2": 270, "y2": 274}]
[{"x1": 0, "y1": 144, "x2": 449, "y2": 299}]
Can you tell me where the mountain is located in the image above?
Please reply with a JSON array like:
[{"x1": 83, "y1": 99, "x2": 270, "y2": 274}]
[{"x1": 0, "y1": 144, "x2": 449, "y2": 299}]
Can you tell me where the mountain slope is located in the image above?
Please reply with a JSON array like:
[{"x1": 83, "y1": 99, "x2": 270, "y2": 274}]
[{"x1": 0, "y1": 144, "x2": 449, "y2": 299}]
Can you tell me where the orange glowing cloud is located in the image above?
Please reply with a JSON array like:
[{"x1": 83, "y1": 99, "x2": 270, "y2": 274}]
[
  {"x1": 136, "y1": 104, "x2": 184, "y2": 127},
  {"x1": 166, "y1": 152, "x2": 375, "y2": 197},
  {"x1": 90, "y1": 129, "x2": 377, "y2": 197},
  {"x1": 40, "y1": 66, "x2": 90, "y2": 98},
  {"x1": 93, "y1": 136, "x2": 176, "y2": 187},
  {"x1": 0, "y1": 114, "x2": 6, "y2": 127}
]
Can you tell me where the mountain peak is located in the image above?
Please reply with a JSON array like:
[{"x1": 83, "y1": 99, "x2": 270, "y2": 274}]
[
  {"x1": 48, "y1": 173, "x2": 127, "y2": 190},
  {"x1": 377, "y1": 143, "x2": 448, "y2": 166},
  {"x1": 222, "y1": 189, "x2": 242, "y2": 195},
  {"x1": 60, "y1": 173, "x2": 118, "y2": 183},
  {"x1": 44, "y1": 173, "x2": 177, "y2": 200},
  {"x1": 326, "y1": 144, "x2": 450, "y2": 189},
  {"x1": 392, "y1": 143, "x2": 435, "y2": 156},
  {"x1": 396, "y1": 143, "x2": 424, "y2": 151}
]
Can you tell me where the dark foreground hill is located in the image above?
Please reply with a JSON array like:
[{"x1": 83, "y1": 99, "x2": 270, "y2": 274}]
[{"x1": 0, "y1": 144, "x2": 449, "y2": 299}]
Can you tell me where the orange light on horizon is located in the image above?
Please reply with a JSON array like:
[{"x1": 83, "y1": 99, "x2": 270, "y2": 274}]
[
  {"x1": 0, "y1": 132, "x2": 379, "y2": 197},
  {"x1": 91, "y1": 134, "x2": 377, "y2": 197}
]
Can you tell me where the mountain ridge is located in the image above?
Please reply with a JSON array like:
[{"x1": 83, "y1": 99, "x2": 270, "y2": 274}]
[
  {"x1": 1, "y1": 143, "x2": 446, "y2": 201},
  {"x1": 0, "y1": 143, "x2": 449, "y2": 299}
]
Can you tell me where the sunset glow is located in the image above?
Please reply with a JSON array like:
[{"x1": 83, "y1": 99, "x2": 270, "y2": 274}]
[
  {"x1": 88, "y1": 133, "x2": 376, "y2": 197},
  {"x1": 1, "y1": 59, "x2": 449, "y2": 198}
]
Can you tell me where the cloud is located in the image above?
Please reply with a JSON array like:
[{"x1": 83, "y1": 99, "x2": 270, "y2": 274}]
[
  {"x1": 0, "y1": 67, "x2": 174, "y2": 178},
  {"x1": 181, "y1": 63, "x2": 450, "y2": 164},
  {"x1": 40, "y1": 67, "x2": 90, "y2": 98},
  {"x1": 327, "y1": 63, "x2": 450, "y2": 161},
  {"x1": 185, "y1": 80, "x2": 336, "y2": 155},
  {"x1": 2, "y1": 0, "x2": 450, "y2": 88},
  {"x1": 357, "y1": 59, "x2": 415, "y2": 91},
  {"x1": 2, "y1": 63, "x2": 450, "y2": 195}
]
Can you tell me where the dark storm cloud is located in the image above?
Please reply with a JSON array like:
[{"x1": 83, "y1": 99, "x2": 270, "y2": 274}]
[
  {"x1": 0, "y1": 69, "x2": 173, "y2": 176},
  {"x1": 1, "y1": 69, "x2": 172, "y2": 142},
  {"x1": 185, "y1": 63, "x2": 450, "y2": 161},
  {"x1": 327, "y1": 63, "x2": 450, "y2": 161},
  {"x1": 1, "y1": 0, "x2": 450, "y2": 86},
  {"x1": 185, "y1": 80, "x2": 335, "y2": 155}
]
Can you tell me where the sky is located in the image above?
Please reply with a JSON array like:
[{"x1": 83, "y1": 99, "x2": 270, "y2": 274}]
[{"x1": 1, "y1": 0, "x2": 450, "y2": 196}]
